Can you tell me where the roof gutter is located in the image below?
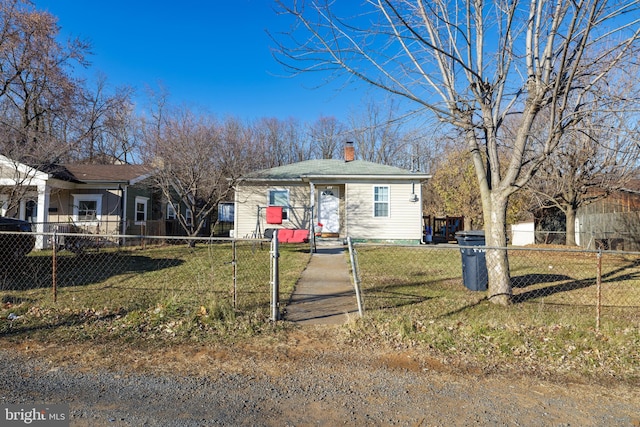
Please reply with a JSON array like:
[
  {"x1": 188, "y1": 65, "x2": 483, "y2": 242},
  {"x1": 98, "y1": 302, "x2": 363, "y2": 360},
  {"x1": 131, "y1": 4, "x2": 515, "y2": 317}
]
[{"x1": 238, "y1": 174, "x2": 432, "y2": 183}]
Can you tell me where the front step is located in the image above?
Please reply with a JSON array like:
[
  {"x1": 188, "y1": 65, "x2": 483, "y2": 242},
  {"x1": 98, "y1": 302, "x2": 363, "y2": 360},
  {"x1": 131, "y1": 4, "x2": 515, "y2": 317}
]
[{"x1": 314, "y1": 237, "x2": 345, "y2": 247}]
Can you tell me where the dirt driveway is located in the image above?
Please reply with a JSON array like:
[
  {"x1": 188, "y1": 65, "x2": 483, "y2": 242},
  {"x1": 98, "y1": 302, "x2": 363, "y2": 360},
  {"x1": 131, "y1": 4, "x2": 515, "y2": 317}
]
[{"x1": 1, "y1": 329, "x2": 638, "y2": 426}]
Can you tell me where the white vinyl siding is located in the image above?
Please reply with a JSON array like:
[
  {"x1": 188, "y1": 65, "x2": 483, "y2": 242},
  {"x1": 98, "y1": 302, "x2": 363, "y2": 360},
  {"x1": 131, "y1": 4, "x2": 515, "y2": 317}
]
[
  {"x1": 235, "y1": 180, "x2": 423, "y2": 242},
  {"x1": 346, "y1": 182, "x2": 422, "y2": 241},
  {"x1": 234, "y1": 184, "x2": 311, "y2": 238}
]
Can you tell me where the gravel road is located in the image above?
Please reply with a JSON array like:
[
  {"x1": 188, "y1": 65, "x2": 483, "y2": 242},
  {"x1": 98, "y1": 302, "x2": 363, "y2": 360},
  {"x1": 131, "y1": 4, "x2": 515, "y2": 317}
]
[{"x1": 0, "y1": 334, "x2": 638, "y2": 426}]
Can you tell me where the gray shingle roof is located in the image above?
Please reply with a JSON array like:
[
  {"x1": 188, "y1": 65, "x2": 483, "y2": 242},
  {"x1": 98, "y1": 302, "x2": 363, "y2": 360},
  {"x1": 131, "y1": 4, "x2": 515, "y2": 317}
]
[{"x1": 242, "y1": 159, "x2": 430, "y2": 181}]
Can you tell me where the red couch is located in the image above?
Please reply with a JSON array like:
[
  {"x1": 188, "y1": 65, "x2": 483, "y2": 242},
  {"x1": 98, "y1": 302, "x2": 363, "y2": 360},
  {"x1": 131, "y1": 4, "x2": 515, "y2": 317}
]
[{"x1": 274, "y1": 228, "x2": 310, "y2": 243}]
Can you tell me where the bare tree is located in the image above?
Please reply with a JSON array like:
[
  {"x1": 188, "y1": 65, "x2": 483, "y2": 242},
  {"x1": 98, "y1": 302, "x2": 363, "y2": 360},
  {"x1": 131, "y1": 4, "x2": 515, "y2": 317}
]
[
  {"x1": 253, "y1": 117, "x2": 308, "y2": 167},
  {"x1": 75, "y1": 74, "x2": 137, "y2": 164},
  {"x1": 427, "y1": 145, "x2": 484, "y2": 227},
  {"x1": 272, "y1": 0, "x2": 640, "y2": 304},
  {"x1": 528, "y1": 110, "x2": 640, "y2": 246},
  {"x1": 101, "y1": 92, "x2": 141, "y2": 164},
  {"x1": 395, "y1": 124, "x2": 441, "y2": 173},
  {"x1": 0, "y1": 154, "x2": 39, "y2": 216},
  {"x1": 307, "y1": 115, "x2": 347, "y2": 159},
  {"x1": 141, "y1": 93, "x2": 268, "y2": 241},
  {"x1": 0, "y1": 0, "x2": 89, "y2": 164},
  {"x1": 346, "y1": 99, "x2": 410, "y2": 165},
  {"x1": 141, "y1": 104, "x2": 220, "y2": 239}
]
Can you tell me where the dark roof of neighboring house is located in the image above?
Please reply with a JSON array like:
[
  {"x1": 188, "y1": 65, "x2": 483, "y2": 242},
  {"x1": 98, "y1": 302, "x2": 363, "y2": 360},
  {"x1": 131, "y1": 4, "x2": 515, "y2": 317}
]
[
  {"x1": 241, "y1": 159, "x2": 431, "y2": 182},
  {"x1": 36, "y1": 164, "x2": 82, "y2": 183},
  {"x1": 62, "y1": 164, "x2": 151, "y2": 183},
  {"x1": 44, "y1": 164, "x2": 152, "y2": 184}
]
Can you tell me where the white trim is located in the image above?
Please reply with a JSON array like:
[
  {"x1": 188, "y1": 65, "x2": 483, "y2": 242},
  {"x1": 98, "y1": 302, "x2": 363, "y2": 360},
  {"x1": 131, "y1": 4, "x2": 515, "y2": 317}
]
[
  {"x1": 72, "y1": 194, "x2": 103, "y2": 225},
  {"x1": 0, "y1": 154, "x2": 50, "y2": 182},
  {"x1": 166, "y1": 202, "x2": 177, "y2": 220},
  {"x1": 373, "y1": 185, "x2": 390, "y2": 218},
  {"x1": 134, "y1": 196, "x2": 149, "y2": 225},
  {"x1": 268, "y1": 188, "x2": 290, "y2": 221}
]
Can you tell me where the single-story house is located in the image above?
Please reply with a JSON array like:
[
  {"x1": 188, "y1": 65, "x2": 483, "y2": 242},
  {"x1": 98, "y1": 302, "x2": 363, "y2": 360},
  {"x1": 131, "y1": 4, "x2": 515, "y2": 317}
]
[
  {"x1": 233, "y1": 142, "x2": 431, "y2": 244},
  {"x1": 0, "y1": 155, "x2": 165, "y2": 248}
]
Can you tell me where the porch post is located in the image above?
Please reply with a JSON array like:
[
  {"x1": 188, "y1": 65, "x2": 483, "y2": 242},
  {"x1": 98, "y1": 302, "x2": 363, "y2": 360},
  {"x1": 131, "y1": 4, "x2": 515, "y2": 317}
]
[
  {"x1": 309, "y1": 181, "x2": 315, "y2": 253},
  {"x1": 35, "y1": 183, "x2": 50, "y2": 249}
]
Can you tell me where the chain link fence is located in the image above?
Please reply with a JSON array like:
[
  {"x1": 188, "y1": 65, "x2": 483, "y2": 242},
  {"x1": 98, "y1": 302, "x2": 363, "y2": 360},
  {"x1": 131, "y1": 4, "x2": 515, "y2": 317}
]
[
  {"x1": 351, "y1": 243, "x2": 640, "y2": 330},
  {"x1": 0, "y1": 230, "x2": 313, "y2": 339},
  {"x1": 2, "y1": 229, "x2": 638, "y2": 336}
]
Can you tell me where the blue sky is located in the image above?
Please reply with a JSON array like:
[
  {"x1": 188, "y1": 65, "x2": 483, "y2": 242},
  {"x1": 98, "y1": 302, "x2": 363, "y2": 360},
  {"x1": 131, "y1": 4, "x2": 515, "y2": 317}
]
[{"x1": 35, "y1": 0, "x2": 367, "y2": 123}]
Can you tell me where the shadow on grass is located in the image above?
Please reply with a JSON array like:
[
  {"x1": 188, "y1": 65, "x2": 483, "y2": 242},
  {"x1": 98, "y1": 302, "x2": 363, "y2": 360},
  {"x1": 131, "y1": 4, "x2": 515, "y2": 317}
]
[
  {"x1": 0, "y1": 252, "x2": 184, "y2": 291},
  {"x1": 362, "y1": 277, "x2": 463, "y2": 310},
  {"x1": 511, "y1": 273, "x2": 572, "y2": 288},
  {"x1": 354, "y1": 289, "x2": 434, "y2": 310},
  {"x1": 512, "y1": 277, "x2": 595, "y2": 303},
  {"x1": 513, "y1": 258, "x2": 640, "y2": 304}
]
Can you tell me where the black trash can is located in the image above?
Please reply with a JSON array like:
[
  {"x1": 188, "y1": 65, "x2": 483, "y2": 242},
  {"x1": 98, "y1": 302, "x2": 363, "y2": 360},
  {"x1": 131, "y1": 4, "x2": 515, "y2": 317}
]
[{"x1": 455, "y1": 231, "x2": 488, "y2": 291}]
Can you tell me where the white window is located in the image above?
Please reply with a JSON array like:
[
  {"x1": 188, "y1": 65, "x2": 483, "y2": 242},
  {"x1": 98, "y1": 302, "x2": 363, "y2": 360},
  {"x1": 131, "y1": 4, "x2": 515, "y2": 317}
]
[
  {"x1": 268, "y1": 189, "x2": 289, "y2": 220},
  {"x1": 185, "y1": 208, "x2": 193, "y2": 226},
  {"x1": 166, "y1": 203, "x2": 176, "y2": 220},
  {"x1": 373, "y1": 186, "x2": 389, "y2": 218},
  {"x1": 135, "y1": 196, "x2": 149, "y2": 224},
  {"x1": 72, "y1": 194, "x2": 102, "y2": 224}
]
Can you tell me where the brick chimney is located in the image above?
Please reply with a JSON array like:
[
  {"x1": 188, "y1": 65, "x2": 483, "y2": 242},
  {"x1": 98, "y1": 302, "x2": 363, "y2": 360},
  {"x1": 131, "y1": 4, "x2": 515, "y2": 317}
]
[{"x1": 344, "y1": 141, "x2": 355, "y2": 162}]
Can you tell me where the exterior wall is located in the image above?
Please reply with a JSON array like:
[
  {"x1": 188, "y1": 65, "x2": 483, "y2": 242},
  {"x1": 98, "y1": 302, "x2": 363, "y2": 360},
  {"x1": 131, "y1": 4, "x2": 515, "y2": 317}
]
[
  {"x1": 345, "y1": 181, "x2": 423, "y2": 243},
  {"x1": 577, "y1": 210, "x2": 640, "y2": 251},
  {"x1": 45, "y1": 188, "x2": 124, "y2": 234},
  {"x1": 236, "y1": 179, "x2": 425, "y2": 243},
  {"x1": 234, "y1": 182, "x2": 312, "y2": 238},
  {"x1": 575, "y1": 191, "x2": 640, "y2": 251},
  {"x1": 46, "y1": 189, "x2": 72, "y2": 222}
]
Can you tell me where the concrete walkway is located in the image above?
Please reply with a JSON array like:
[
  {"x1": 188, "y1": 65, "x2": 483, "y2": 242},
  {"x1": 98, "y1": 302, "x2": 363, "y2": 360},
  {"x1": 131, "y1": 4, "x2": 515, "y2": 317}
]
[{"x1": 284, "y1": 242, "x2": 359, "y2": 325}]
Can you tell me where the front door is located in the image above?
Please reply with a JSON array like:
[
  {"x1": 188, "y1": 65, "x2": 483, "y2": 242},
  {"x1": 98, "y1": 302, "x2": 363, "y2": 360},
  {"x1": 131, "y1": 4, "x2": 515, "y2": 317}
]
[{"x1": 318, "y1": 188, "x2": 340, "y2": 235}]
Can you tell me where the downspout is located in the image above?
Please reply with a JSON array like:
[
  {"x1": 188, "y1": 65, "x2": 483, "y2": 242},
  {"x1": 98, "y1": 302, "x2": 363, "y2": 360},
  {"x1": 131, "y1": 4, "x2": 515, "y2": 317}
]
[
  {"x1": 309, "y1": 181, "x2": 315, "y2": 253},
  {"x1": 121, "y1": 185, "x2": 127, "y2": 245}
]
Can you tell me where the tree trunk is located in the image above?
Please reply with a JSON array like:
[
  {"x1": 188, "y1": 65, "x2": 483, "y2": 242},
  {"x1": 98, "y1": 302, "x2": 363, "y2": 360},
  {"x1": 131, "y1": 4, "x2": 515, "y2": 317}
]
[
  {"x1": 565, "y1": 205, "x2": 577, "y2": 246},
  {"x1": 484, "y1": 192, "x2": 512, "y2": 305}
]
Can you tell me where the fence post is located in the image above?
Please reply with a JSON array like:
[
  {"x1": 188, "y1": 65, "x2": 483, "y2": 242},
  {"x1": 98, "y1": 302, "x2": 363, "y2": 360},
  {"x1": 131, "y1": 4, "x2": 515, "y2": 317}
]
[
  {"x1": 347, "y1": 237, "x2": 364, "y2": 317},
  {"x1": 52, "y1": 230, "x2": 58, "y2": 303},
  {"x1": 271, "y1": 230, "x2": 280, "y2": 321},
  {"x1": 232, "y1": 240, "x2": 237, "y2": 309},
  {"x1": 596, "y1": 249, "x2": 602, "y2": 330}
]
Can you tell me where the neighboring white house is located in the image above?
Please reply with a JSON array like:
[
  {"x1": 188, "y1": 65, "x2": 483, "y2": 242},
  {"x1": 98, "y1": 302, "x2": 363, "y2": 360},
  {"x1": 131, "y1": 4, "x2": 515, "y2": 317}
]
[{"x1": 234, "y1": 143, "x2": 431, "y2": 244}]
